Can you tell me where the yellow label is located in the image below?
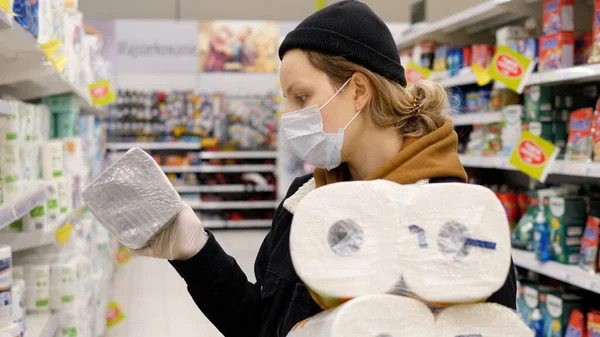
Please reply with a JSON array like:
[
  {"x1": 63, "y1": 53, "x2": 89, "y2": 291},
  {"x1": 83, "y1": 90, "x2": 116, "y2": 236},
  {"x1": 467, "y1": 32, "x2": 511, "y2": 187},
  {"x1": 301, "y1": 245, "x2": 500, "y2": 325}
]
[
  {"x1": 201, "y1": 137, "x2": 218, "y2": 148},
  {"x1": 51, "y1": 55, "x2": 68, "y2": 74},
  {"x1": 88, "y1": 79, "x2": 117, "y2": 106},
  {"x1": 405, "y1": 62, "x2": 431, "y2": 86},
  {"x1": 55, "y1": 223, "x2": 73, "y2": 246},
  {"x1": 314, "y1": 0, "x2": 327, "y2": 11},
  {"x1": 508, "y1": 131, "x2": 559, "y2": 182},
  {"x1": 106, "y1": 301, "x2": 125, "y2": 327},
  {"x1": 471, "y1": 63, "x2": 492, "y2": 86},
  {"x1": 40, "y1": 39, "x2": 62, "y2": 60},
  {"x1": 0, "y1": 0, "x2": 9, "y2": 12},
  {"x1": 487, "y1": 45, "x2": 535, "y2": 93},
  {"x1": 114, "y1": 247, "x2": 131, "y2": 266}
]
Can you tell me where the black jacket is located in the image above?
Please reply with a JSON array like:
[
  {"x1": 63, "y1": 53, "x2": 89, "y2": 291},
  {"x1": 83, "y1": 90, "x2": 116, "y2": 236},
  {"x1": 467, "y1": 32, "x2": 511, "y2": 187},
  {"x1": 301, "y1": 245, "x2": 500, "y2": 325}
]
[{"x1": 170, "y1": 174, "x2": 517, "y2": 337}]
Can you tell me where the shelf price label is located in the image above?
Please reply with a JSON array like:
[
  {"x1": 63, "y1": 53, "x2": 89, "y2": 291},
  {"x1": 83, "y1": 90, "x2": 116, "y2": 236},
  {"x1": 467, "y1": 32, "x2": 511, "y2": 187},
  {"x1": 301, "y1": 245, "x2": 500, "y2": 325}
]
[
  {"x1": 39, "y1": 39, "x2": 62, "y2": 60},
  {"x1": 55, "y1": 223, "x2": 73, "y2": 246},
  {"x1": 488, "y1": 45, "x2": 536, "y2": 94},
  {"x1": 114, "y1": 247, "x2": 131, "y2": 266},
  {"x1": 88, "y1": 79, "x2": 117, "y2": 106},
  {"x1": 509, "y1": 131, "x2": 559, "y2": 182},
  {"x1": 471, "y1": 63, "x2": 492, "y2": 86},
  {"x1": 106, "y1": 301, "x2": 125, "y2": 327},
  {"x1": 51, "y1": 55, "x2": 68, "y2": 74},
  {"x1": 0, "y1": 0, "x2": 15, "y2": 14},
  {"x1": 405, "y1": 62, "x2": 431, "y2": 86}
]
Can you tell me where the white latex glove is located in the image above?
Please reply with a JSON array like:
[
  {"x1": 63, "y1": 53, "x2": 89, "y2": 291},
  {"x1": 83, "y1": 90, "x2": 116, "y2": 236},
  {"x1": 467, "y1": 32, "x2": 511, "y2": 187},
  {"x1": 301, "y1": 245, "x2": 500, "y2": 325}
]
[{"x1": 134, "y1": 203, "x2": 209, "y2": 260}]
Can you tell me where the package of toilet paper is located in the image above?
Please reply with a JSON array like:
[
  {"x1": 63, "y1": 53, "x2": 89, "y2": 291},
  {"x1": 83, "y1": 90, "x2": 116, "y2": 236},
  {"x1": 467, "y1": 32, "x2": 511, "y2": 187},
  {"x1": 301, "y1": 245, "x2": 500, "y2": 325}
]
[
  {"x1": 398, "y1": 183, "x2": 511, "y2": 305},
  {"x1": 286, "y1": 294, "x2": 436, "y2": 337},
  {"x1": 436, "y1": 303, "x2": 534, "y2": 336},
  {"x1": 291, "y1": 180, "x2": 511, "y2": 309},
  {"x1": 290, "y1": 180, "x2": 413, "y2": 309},
  {"x1": 82, "y1": 147, "x2": 183, "y2": 250}
]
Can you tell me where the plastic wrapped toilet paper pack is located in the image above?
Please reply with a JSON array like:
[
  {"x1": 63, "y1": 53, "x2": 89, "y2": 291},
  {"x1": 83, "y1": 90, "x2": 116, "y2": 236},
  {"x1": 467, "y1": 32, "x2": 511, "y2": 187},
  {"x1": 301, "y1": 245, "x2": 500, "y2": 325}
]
[
  {"x1": 82, "y1": 147, "x2": 183, "y2": 250},
  {"x1": 399, "y1": 183, "x2": 511, "y2": 305},
  {"x1": 286, "y1": 295, "x2": 436, "y2": 337},
  {"x1": 290, "y1": 180, "x2": 412, "y2": 309},
  {"x1": 436, "y1": 303, "x2": 534, "y2": 337}
]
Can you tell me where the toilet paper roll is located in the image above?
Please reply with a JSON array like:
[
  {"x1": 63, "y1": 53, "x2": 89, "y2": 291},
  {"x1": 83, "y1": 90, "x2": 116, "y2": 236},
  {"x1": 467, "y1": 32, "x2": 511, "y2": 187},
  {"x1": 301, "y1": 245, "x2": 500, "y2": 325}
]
[
  {"x1": 82, "y1": 147, "x2": 183, "y2": 250},
  {"x1": 287, "y1": 295, "x2": 435, "y2": 337},
  {"x1": 0, "y1": 246, "x2": 11, "y2": 328},
  {"x1": 436, "y1": 303, "x2": 533, "y2": 337},
  {"x1": 398, "y1": 183, "x2": 511, "y2": 305},
  {"x1": 50, "y1": 261, "x2": 77, "y2": 310},
  {"x1": 41, "y1": 140, "x2": 64, "y2": 180},
  {"x1": 290, "y1": 180, "x2": 411, "y2": 309},
  {"x1": 12, "y1": 280, "x2": 25, "y2": 335},
  {"x1": 24, "y1": 264, "x2": 50, "y2": 312}
]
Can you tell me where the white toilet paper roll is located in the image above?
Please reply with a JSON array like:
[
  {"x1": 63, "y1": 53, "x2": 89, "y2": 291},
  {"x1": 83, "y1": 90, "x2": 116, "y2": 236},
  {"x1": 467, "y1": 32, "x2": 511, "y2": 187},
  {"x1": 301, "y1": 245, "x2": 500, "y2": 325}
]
[
  {"x1": 398, "y1": 183, "x2": 511, "y2": 305},
  {"x1": 24, "y1": 264, "x2": 50, "y2": 312},
  {"x1": 436, "y1": 303, "x2": 533, "y2": 337},
  {"x1": 0, "y1": 246, "x2": 11, "y2": 328},
  {"x1": 41, "y1": 140, "x2": 64, "y2": 180},
  {"x1": 290, "y1": 180, "x2": 411, "y2": 309},
  {"x1": 50, "y1": 261, "x2": 78, "y2": 310},
  {"x1": 82, "y1": 147, "x2": 183, "y2": 250},
  {"x1": 287, "y1": 295, "x2": 435, "y2": 337},
  {"x1": 12, "y1": 280, "x2": 25, "y2": 335}
]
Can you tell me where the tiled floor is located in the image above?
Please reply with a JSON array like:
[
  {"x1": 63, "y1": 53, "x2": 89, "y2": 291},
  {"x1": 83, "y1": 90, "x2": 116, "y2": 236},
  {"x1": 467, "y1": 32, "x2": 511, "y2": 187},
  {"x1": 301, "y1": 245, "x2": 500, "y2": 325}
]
[{"x1": 105, "y1": 229, "x2": 268, "y2": 337}]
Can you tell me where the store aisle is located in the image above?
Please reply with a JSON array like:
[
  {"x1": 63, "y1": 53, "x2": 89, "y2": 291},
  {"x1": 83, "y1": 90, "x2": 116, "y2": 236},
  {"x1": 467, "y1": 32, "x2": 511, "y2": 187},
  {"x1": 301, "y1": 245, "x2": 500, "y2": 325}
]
[{"x1": 105, "y1": 229, "x2": 269, "y2": 337}]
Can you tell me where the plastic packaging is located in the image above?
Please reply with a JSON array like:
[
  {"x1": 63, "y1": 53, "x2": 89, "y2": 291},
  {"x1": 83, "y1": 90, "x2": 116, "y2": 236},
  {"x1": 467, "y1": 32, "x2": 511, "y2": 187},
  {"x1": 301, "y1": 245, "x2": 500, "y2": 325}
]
[
  {"x1": 12, "y1": 280, "x2": 25, "y2": 336},
  {"x1": 0, "y1": 245, "x2": 11, "y2": 328},
  {"x1": 82, "y1": 147, "x2": 183, "y2": 250},
  {"x1": 534, "y1": 211, "x2": 550, "y2": 262},
  {"x1": 566, "y1": 108, "x2": 594, "y2": 161},
  {"x1": 24, "y1": 263, "x2": 50, "y2": 312}
]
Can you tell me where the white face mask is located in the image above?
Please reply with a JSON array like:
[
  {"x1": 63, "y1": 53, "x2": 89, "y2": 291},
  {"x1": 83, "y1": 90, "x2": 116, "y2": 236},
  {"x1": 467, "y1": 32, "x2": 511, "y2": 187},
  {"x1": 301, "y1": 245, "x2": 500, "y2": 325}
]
[{"x1": 281, "y1": 78, "x2": 361, "y2": 170}]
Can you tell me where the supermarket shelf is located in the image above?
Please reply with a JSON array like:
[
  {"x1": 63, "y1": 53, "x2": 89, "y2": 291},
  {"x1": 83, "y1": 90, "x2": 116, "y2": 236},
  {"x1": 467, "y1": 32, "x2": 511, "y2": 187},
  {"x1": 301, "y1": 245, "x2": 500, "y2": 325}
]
[
  {"x1": 202, "y1": 219, "x2": 272, "y2": 229},
  {"x1": 199, "y1": 151, "x2": 278, "y2": 159},
  {"x1": 396, "y1": 0, "x2": 532, "y2": 49},
  {"x1": 189, "y1": 200, "x2": 278, "y2": 210},
  {"x1": 512, "y1": 249, "x2": 600, "y2": 294},
  {"x1": 452, "y1": 111, "x2": 503, "y2": 126},
  {"x1": 459, "y1": 155, "x2": 600, "y2": 178},
  {"x1": 176, "y1": 184, "x2": 275, "y2": 193},
  {"x1": 162, "y1": 164, "x2": 276, "y2": 173},
  {"x1": 106, "y1": 142, "x2": 202, "y2": 151},
  {"x1": 526, "y1": 63, "x2": 600, "y2": 87},
  {"x1": 0, "y1": 184, "x2": 54, "y2": 230},
  {"x1": 436, "y1": 71, "x2": 478, "y2": 88},
  {"x1": 25, "y1": 312, "x2": 59, "y2": 337},
  {"x1": 0, "y1": 207, "x2": 85, "y2": 252},
  {"x1": 0, "y1": 10, "x2": 95, "y2": 109}
]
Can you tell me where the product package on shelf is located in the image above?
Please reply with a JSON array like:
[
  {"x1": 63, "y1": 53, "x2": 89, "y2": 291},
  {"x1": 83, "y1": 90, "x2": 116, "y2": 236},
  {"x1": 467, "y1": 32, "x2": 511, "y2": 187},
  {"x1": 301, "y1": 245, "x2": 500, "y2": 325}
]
[
  {"x1": 539, "y1": 32, "x2": 575, "y2": 72},
  {"x1": 542, "y1": 0, "x2": 574, "y2": 36},
  {"x1": 566, "y1": 108, "x2": 594, "y2": 162},
  {"x1": 590, "y1": 0, "x2": 600, "y2": 64}
]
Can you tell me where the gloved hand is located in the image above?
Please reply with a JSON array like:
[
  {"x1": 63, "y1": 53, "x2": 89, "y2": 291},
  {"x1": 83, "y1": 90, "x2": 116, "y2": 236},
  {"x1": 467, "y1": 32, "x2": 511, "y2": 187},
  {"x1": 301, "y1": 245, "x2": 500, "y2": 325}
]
[{"x1": 134, "y1": 203, "x2": 209, "y2": 261}]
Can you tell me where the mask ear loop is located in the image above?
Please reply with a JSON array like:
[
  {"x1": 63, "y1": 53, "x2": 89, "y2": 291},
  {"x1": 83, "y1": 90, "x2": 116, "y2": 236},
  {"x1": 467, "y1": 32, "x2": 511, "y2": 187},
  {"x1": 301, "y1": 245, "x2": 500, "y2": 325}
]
[
  {"x1": 343, "y1": 109, "x2": 362, "y2": 129},
  {"x1": 319, "y1": 78, "x2": 353, "y2": 111}
]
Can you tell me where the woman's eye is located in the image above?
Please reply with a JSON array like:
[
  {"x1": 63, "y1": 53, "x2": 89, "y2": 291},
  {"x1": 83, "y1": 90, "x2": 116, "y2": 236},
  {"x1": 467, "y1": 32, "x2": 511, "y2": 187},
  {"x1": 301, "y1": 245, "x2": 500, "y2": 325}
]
[{"x1": 296, "y1": 95, "x2": 307, "y2": 103}]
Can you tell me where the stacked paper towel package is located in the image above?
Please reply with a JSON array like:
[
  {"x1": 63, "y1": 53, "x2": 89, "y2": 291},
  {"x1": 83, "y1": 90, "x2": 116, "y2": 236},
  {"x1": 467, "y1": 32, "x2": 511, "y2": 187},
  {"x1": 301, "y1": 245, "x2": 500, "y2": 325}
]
[
  {"x1": 82, "y1": 148, "x2": 534, "y2": 336},
  {"x1": 10, "y1": 213, "x2": 116, "y2": 337}
]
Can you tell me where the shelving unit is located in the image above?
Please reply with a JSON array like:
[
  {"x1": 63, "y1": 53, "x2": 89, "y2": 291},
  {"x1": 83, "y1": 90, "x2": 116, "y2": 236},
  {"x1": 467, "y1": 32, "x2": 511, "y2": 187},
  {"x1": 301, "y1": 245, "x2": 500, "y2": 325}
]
[
  {"x1": 459, "y1": 155, "x2": 600, "y2": 178},
  {"x1": 0, "y1": 10, "x2": 96, "y2": 110},
  {"x1": 25, "y1": 312, "x2": 59, "y2": 337},
  {"x1": 199, "y1": 151, "x2": 277, "y2": 160},
  {"x1": 512, "y1": 249, "x2": 600, "y2": 294},
  {"x1": 162, "y1": 164, "x2": 276, "y2": 173},
  {"x1": 0, "y1": 207, "x2": 85, "y2": 252},
  {"x1": 0, "y1": 184, "x2": 54, "y2": 230},
  {"x1": 203, "y1": 219, "x2": 272, "y2": 229},
  {"x1": 176, "y1": 184, "x2": 275, "y2": 193},
  {"x1": 452, "y1": 111, "x2": 504, "y2": 126},
  {"x1": 188, "y1": 200, "x2": 278, "y2": 210},
  {"x1": 106, "y1": 142, "x2": 202, "y2": 151}
]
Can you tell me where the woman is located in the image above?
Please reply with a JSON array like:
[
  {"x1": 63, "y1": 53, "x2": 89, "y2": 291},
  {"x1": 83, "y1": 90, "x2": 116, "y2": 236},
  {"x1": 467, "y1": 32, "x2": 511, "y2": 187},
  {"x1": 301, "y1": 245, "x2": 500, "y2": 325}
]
[{"x1": 137, "y1": 2, "x2": 517, "y2": 337}]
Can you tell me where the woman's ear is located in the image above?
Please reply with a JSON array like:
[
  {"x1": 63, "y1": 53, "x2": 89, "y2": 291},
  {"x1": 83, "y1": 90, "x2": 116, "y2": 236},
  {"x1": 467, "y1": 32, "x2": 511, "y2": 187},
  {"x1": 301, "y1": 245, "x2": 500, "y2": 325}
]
[{"x1": 351, "y1": 72, "x2": 372, "y2": 112}]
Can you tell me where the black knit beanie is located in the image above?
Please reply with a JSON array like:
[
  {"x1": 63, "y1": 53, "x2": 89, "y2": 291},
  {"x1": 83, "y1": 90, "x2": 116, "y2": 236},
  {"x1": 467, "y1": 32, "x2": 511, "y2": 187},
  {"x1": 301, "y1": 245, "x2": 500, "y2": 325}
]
[{"x1": 278, "y1": 0, "x2": 406, "y2": 87}]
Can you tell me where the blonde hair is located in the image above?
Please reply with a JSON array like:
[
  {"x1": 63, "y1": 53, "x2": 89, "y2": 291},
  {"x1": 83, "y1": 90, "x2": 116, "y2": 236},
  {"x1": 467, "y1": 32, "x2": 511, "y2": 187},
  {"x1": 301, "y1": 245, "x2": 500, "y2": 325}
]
[{"x1": 306, "y1": 51, "x2": 449, "y2": 137}]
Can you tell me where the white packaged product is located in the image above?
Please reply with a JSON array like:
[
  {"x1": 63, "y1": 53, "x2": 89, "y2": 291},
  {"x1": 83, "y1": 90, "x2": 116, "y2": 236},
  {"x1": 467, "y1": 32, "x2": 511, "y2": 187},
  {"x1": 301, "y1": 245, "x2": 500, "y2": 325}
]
[
  {"x1": 0, "y1": 322, "x2": 21, "y2": 337},
  {"x1": 11, "y1": 266, "x2": 23, "y2": 281},
  {"x1": 19, "y1": 143, "x2": 40, "y2": 184},
  {"x1": 57, "y1": 309, "x2": 79, "y2": 337},
  {"x1": 50, "y1": 260, "x2": 78, "y2": 310},
  {"x1": 286, "y1": 295, "x2": 435, "y2": 337},
  {"x1": 46, "y1": 179, "x2": 60, "y2": 221},
  {"x1": 25, "y1": 264, "x2": 50, "y2": 312},
  {"x1": 20, "y1": 104, "x2": 34, "y2": 142},
  {"x1": 0, "y1": 101, "x2": 20, "y2": 142},
  {"x1": 0, "y1": 245, "x2": 11, "y2": 328},
  {"x1": 24, "y1": 203, "x2": 48, "y2": 232},
  {"x1": 58, "y1": 176, "x2": 73, "y2": 216},
  {"x1": 291, "y1": 181, "x2": 511, "y2": 308},
  {"x1": 82, "y1": 147, "x2": 183, "y2": 250},
  {"x1": 12, "y1": 280, "x2": 25, "y2": 336},
  {"x1": 0, "y1": 143, "x2": 21, "y2": 186},
  {"x1": 397, "y1": 183, "x2": 511, "y2": 305},
  {"x1": 42, "y1": 140, "x2": 64, "y2": 180},
  {"x1": 436, "y1": 303, "x2": 534, "y2": 337},
  {"x1": 290, "y1": 180, "x2": 410, "y2": 308}
]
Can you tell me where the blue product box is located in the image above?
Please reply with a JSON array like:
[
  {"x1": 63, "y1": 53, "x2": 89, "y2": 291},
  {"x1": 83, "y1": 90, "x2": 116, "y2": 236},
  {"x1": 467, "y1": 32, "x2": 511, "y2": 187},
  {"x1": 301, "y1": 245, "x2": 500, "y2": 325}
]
[
  {"x1": 519, "y1": 38, "x2": 539, "y2": 71},
  {"x1": 465, "y1": 91, "x2": 480, "y2": 113}
]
